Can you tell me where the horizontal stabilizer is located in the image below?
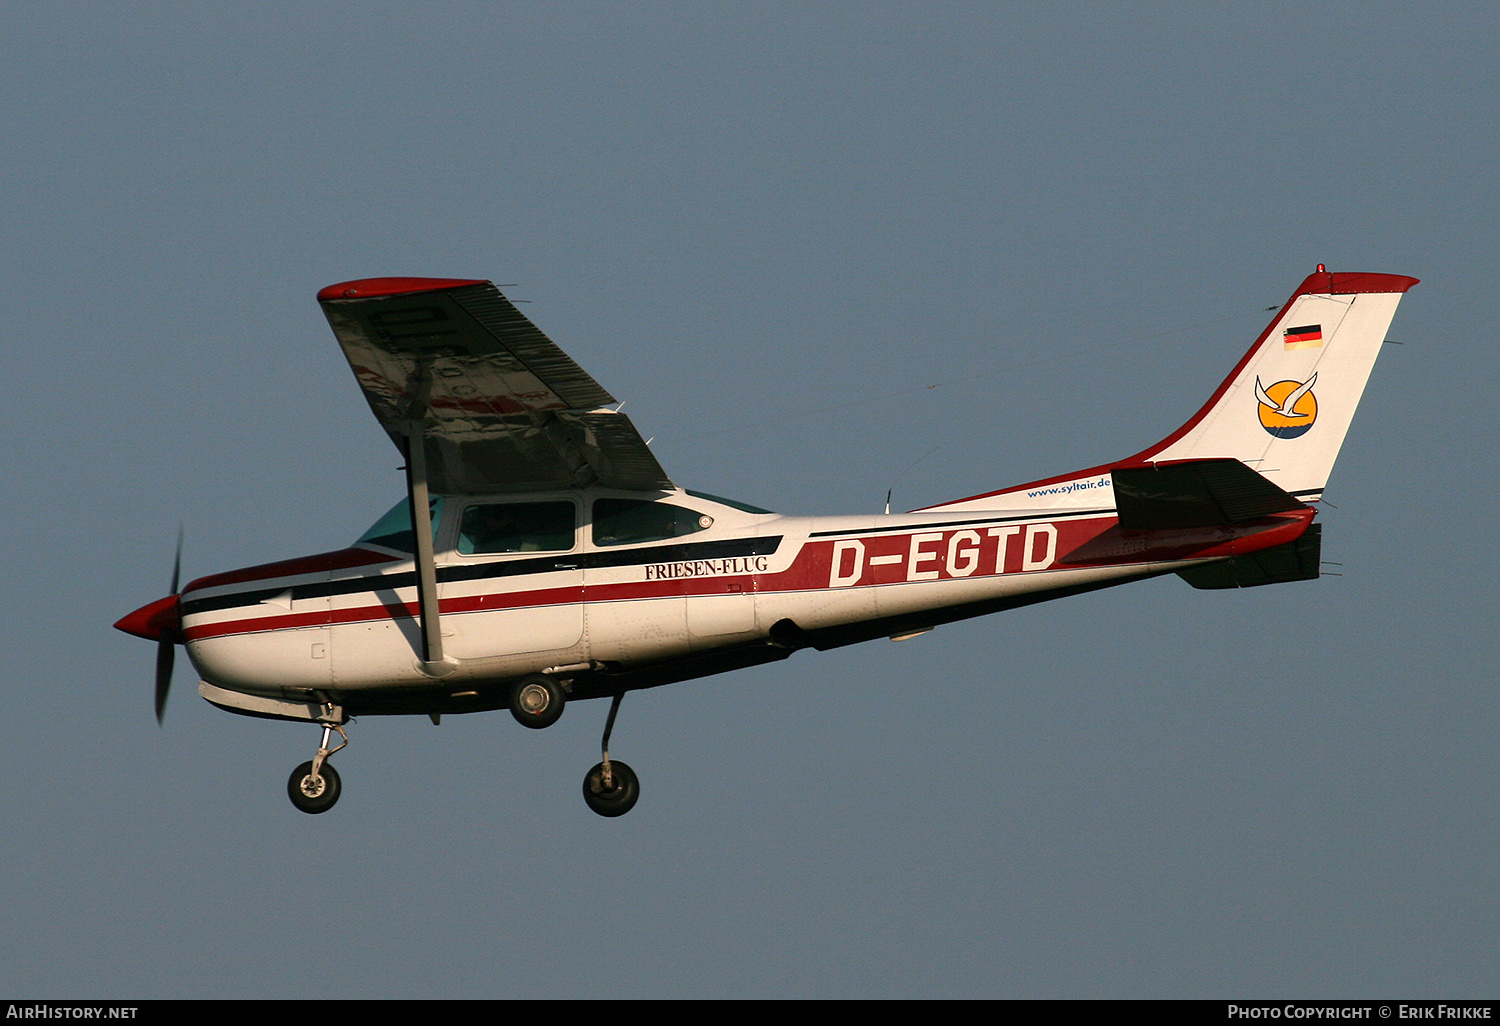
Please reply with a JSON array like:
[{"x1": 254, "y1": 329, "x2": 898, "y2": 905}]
[
  {"x1": 1112, "y1": 459, "x2": 1307, "y2": 530},
  {"x1": 1176, "y1": 523, "x2": 1322, "y2": 589}
]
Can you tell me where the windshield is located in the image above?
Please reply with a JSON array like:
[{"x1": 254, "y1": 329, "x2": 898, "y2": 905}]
[{"x1": 355, "y1": 497, "x2": 445, "y2": 552}]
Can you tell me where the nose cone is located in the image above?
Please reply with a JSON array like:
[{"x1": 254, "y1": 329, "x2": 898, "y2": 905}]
[{"x1": 115, "y1": 594, "x2": 181, "y2": 642}]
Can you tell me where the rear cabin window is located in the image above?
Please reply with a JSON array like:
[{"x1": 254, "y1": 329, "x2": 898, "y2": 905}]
[
  {"x1": 592, "y1": 499, "x2": 712, "y2": 547},
  {"x1": 458, "y1": 501, "x2": 576, "y2": 554},
  {"x1": 356, "y1": 497, "x2": 445, "y2": 553}
]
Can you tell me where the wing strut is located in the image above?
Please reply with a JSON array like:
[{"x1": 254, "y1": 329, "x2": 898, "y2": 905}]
[{"x1": 404, "y1": 423, "x2": 456, "y2": 677}]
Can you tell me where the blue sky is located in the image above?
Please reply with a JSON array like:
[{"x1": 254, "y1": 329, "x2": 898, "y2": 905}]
[{"x1": 3, "y1": 2, "x2": 1496, "y2": 997}]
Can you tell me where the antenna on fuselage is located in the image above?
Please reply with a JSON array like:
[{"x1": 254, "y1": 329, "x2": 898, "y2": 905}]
[{"x1": 883, "y1": 445, "x2": 940, "y2": 515}]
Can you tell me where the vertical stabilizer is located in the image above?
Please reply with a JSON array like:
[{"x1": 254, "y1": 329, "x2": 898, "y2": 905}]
[
  {"x1": 1129, "y1": 269, "x2": 1418, "y2": 502},
  {"x1": 925, "y1": 268, "x2": 1417, "y2": 514}
]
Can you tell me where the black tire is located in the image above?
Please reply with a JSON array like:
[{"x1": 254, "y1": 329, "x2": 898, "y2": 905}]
[
  {"x1": 509, "y1": 674, "x2": 565, "y2": 729},
  {"x1": 287, "y1": 760, "x2": 342, "y2": 815},
  {"x1": 582, "y1": 760, "x2": 639, "y2": 818}
]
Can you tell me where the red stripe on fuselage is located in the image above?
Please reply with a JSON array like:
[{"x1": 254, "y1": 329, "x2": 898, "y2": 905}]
[{"x1": 183, "y1": 513, "x2": 1310, "y2": 641}]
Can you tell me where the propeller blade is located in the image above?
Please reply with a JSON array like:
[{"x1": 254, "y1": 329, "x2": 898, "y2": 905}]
[
  {"x1": 169, "y1": 527, "x2": 183, "y2": 594},
  {"x1": 156, "y1": 529, "x2": 184, "y2": 724},
  {"x1": 155, "y1": 638, "x2": 174, "y2": 724}
]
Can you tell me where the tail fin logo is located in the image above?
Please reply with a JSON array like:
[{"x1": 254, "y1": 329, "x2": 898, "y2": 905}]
[{"x1": 1255, "y1": 372, "x2": 1319, "y2": 438}]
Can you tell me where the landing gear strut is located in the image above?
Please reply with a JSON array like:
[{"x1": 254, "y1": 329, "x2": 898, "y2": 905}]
[
  {"x1": 582, "y1": 692, "x2": 639, "y2": 817},
  {"x1": 287, "y1": 718, "x2": 348, "y2": 815}
]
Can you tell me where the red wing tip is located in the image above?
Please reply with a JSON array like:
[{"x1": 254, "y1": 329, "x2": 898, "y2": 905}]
[
  {"x1": 1294, "y1": 270, "x2": 1420, "y2": 296},
  {"x1": 317, "y1": 277, "x2": 489, "y2": 302}
]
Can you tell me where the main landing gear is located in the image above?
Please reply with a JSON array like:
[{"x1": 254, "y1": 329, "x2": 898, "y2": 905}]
[
  {"x1": 287, "y1": 718, "x2": 348, "y2": 815},
  {"x1": 582, "y1": 692, "x2": 639, "y2": 818},
  {"x1": 503, "y1": 673, "x2": 639, "y2": 816},
  {"x1": 278, "y1": 684, "x2": 644, "y2": 817},
  {"x1": 509, "y1": 673, "x2": 566, "y2": 729}
]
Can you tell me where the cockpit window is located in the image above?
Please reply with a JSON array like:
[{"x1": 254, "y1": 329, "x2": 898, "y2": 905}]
[
  {"x1": 458, "y1": 501, "x2": 575, "y2": 554},
  {"x1": 355, "y1": 497, "x2": 444, "y2": 553},
  {"x1": 592, "y1": 498, "x2": 713, "y2": 547}
]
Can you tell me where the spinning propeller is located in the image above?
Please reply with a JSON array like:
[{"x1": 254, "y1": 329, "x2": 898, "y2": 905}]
[
  {"x1": 114, "y1": 531, "x2": 185, "y2": 724},
  {"x1": 155, "y1": 533, "x2": 184, "y2": 722}
]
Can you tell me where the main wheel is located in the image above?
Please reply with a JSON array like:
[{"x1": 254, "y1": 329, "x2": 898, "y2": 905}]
[
  {"x1": 582, "y1": 760, "x2": 639, "y2": 818},
  {"x1": 287, "y1": 760, "x2": 342, "y2": 815},
  {"x1": 509, "y1": 674, "x2": 565, "y2": 729}
]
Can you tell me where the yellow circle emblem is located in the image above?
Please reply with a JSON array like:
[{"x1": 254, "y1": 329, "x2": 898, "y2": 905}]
[{"x1": 1256, "y1": 378, "x2": 1318, "y2": 439}]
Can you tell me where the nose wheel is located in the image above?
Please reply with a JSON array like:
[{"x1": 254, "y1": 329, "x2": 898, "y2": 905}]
[
  {"x1": 583, "y1": 691, "x2": 639, "y2": 817},
  {"x1": 287, "y1": 716, "x2": 348, "y2": 815},
  {"x1": 288, "y1": 760, "x2": 342, "y2": 814}
]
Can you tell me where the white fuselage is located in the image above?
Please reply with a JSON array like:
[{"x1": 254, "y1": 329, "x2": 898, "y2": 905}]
[{"x1": 179, "y1": 486, "x2": 1293, "y2": 710}]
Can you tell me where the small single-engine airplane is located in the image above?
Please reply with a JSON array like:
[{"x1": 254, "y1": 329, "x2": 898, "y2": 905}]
[{"x1": 117, "y1": 266, "x2": 1417, "y2": 815}]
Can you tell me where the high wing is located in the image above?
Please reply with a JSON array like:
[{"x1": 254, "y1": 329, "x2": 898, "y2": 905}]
[{"x1": 317, "y1": 277, "x2": 672, "y2": 494}]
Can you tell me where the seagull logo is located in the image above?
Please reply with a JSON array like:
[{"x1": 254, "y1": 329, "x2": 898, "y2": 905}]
[{"x1": 1255, "y1": 372, "x2": 1319, "y2": 438}]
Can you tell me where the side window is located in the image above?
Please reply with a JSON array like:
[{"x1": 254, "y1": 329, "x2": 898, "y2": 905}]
[
  {"x1": 458, "y1": 502, "x2": 576, "y2": 555},
  {"x1": 592, "y1": 499, "x2": 713, "y2": 547}
]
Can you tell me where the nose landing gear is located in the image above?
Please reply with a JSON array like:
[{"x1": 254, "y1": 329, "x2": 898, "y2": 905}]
[
  {"x1": 288, "y1": 758, "x2": 342, "y2": 814},
  {"x1": 287, "y1": 714, "x2": 348, "y2": 815}
]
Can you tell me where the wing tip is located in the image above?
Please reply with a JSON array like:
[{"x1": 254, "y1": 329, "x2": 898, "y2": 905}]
[
  {"x1": 317, "y1": 277, "x2": 489, "y2": 302},
  {"x1": 1292, "y1": 269, "x2": 1420, "y2": 297}
]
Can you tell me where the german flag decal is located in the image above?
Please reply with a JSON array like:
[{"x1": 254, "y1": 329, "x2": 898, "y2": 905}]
[{"x1": 1282, "y1": 324, "x2": 1323, "y2": 350}]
